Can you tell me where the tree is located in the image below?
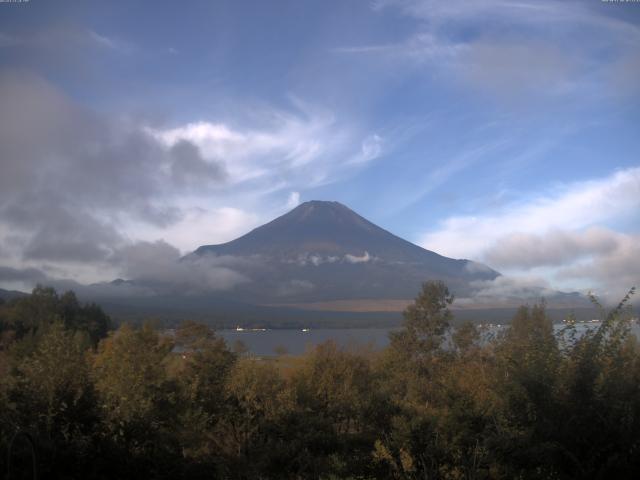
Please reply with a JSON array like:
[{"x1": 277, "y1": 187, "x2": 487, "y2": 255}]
[
  {"x1": 376, "y1": 281, "x2": 457, "y2": 479},
  {"x1": 390, "y1": 280, "x2": 454, "y2": 358},
  {"x1": 1, "y1": 286, "x2": 111, "y2": 347},
  {"x1": 4, "y1": 285, "x2": 60, "y2": 339},
  {"x1": 215, "y1": 357, "x2": 294, "y2": 477},
  {"x1": 2, "y1": 321, "x2": 96, "y2": 478},
  {"x1": 170, "y1": 321, "x2": 236, "y2": 466},
  {"x1": 383, "y1": 280, "x2": 455, "y2": 404},
  {"x1": 550, "y1": 288, "x2": 640, "y2": 477},
  {"x1": 59, "y1": 291, "x2": 111, "y2": 345},
  {"x1": 293, "y1": 341, "x2": 389, "y2": 478},
  {"x1": 91, "y1": 323, "x2": 180, "y2": 477},
  {"x1": 452, "y1": 321, "x2": 481, "y2": 355}
]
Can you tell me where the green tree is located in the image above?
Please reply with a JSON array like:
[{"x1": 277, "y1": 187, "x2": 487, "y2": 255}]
[
  {"x1": 0, "y1": 286, "x2": 110, "y2": 347},
  {"x1": 4, "y1": 285, "x2": 60, "y2": 339},
  {"x1": 375, "y1": 281, "x2": 458, "y2": 479},
  {"x1": 2, "y1": 321, "x2": 96, "y2": 478},
  {"x1": 293, "y1": 341, "x2": 389, "y2": 478},
  {"x1": 452, "y1": 321, "x2": 481, "y2": 355},
  {"x1": 390, "y1": 280, "x2": 454, "y2": 359},
  {"x1": 215, "y1": 357, "x2": 295, "y2": 477},
  {"x1": 170, "y1": 320, "x2": 236, "y2": 467},
  {"x1": 549, "y1": 288, "x2": 640, "y2": 478},
  {"x1": 489, "y1": 303, "x2": 562, "y2": 477},
  {"x1": 59, "y1": 290, "x2": 111, "y2": 345},
  {"x1": 91, "y1": 323, "x2": 180, "y2": 477}
]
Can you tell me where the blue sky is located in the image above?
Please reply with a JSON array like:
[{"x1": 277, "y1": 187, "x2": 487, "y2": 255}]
[{"x1": 0, "y1": 0, "x2": 638, "y2": 301}]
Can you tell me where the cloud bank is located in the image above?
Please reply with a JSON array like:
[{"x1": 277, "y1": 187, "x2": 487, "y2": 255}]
[
  {"x1": 420, "y1": 167, "x2": 640, "y2": 301},
  {"x1": 0, "y1": 69, "x2": 379, "y2": 288}
]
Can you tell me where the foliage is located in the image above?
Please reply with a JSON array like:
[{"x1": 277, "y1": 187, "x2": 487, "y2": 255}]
[
  {"x1": 1, "y1": 321, "x2": 96, "y2": 478},
  {"x1": 390, "y1": 280, "x2": 454, "y2": 358},
  {"x1": 0, "y1": 285, "x2": 111, "y2": 348},
  {"x1": 0, "y1": 284, "x2": 639, "y2": 479}
]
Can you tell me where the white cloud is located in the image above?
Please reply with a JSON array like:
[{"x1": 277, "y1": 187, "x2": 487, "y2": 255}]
[
  {"x1": 334, "y1": 32, "x2": 464, "y2": 63},
  {"x1": 113, "y1": 240, "x2": 249, "y2": 294},
  {"x1": 286, "y1": 191, "x2": 301, "y2": 209},
  {"x1": 419, "y1": 167, "x2": 640, "y2": 299},
  {"x1": 556, "y1": 233, "x2": 640, "y2": 302},
  {"x1": 87, "y1": 30, "x2": 120, "y2": 50},
  {"x1": 377, "y1": 1, "x2": 573, "y2": 25},
  {"x1": 374, "y1": 0, "x2": 640, "y2": 37},
  {"x1": 455, "y1": 275, "x2": 556, "y2": 307},
  {"x1": 0, "y1": 71, "x2": 386, "y2": 284},
  {"x1": 344, "y1": 251, "x2": 371, "y2": 264},
  {"x1": 288, "y1": 253, "x2": 340, "y2": 267},
  {"x1": 351, "y1": 0, "x2": 640, "y2": 104},
  {"x1": 128, "y1": 206, "x2": 259, "y2": 254},
  {"x1": 484, "y1": 227, "x2": 622, "y2": 270},
  {"x1": 420, "y1": 167, "x2": 640, "y2": 260},
  {"x1": 288, "y1": 252, "x2": 373, "y2": 267},
  {"x1": 148, "y1": 101, "x2": 377, "y2": 189},
  {"x1": 349, "y1": 134, "x2": 383, "y2": 165}
]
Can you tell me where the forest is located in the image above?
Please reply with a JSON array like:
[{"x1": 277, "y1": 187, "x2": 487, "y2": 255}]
[{"x1": 0, "y1": 282, "x2": 638, "y2": 479}]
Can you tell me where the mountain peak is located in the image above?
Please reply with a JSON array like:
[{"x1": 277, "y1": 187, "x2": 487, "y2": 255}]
[
  {"x1": 194, "y1": 200, "x2": 496, "y2": 269},
  {"x1": 274, "y1": 200, "x2": 371, "y2": 229},
  {"x1": 287, "y1": 200, "x2": 356, "y2": 218},
  {"x1": 192, "y1": 199, "x2": 393, "y2": 258},
  {"x1": 293, "y1": 200, "x2": 353, "y2": 213},
  {"x1": 296, "y1": 200, "x2": 345, "y2": 208},
  {"x1": 186, "y1": 200, "x2": 500, "y2": 301}
]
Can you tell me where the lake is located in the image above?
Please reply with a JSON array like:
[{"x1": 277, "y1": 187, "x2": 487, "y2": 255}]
[
  {"x1": 218, "y1": 328, "x2": 395, "y2": 356},
  {"x1": 218, "y1": 321, "x2": 640, "y2": 356}
]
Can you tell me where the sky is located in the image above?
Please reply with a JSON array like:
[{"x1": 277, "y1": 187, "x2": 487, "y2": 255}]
[{"x1": 0, "y1": 0, "x2": 638, "y2": 302}]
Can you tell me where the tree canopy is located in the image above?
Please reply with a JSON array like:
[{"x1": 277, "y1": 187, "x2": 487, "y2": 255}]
[{"x1": 1, "y1": 283, "x2": 639, "y2": 479}]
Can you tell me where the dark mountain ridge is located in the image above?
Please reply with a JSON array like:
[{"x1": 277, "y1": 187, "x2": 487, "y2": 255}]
[
  {"x1": 188, "y1": 200, "x2": 500, "y2": 302},
  {"x1": 0, "y1": 288, "x2": 28, "y2": 302},
  {"x1": 195, "y1": 201, "x2": 477, "y2": 266},
  {"x1": 3, "y1": 202, "x2": 596, "y2": 325}
]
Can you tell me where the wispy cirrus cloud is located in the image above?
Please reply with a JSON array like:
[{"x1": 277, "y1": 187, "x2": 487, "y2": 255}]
[
  {"x1": 333, "y1": 32, "x2": 464, "y2": 62},
  {"x1": 0, "y1": 26, "x2": 126, "y2": 52},
  {"x1": 373, "y1": 0, "x2": 640, "y2": 38},
  {"x1": 148, "y1": 100, "x2": 384, "y2": 188},
  {"x1": 339, "y1": 0, "x2": 640, "y2": 103}
]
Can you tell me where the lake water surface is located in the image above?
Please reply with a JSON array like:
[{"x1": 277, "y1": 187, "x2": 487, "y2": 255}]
[
  {"x1": 218, "y1": 322, "x2": 640, "y2": 356},
  {"x1": 218, "y1": 328, "x2": 394, "y2": 356}
]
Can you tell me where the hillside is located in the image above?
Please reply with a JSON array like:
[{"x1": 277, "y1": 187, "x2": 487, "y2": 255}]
[{"x1": 187, "y1": 200, "x2": 500, "y2": 303}]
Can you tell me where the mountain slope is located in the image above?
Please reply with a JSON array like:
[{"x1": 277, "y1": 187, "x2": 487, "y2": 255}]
[
  {"x1": 0, "y1": 288, "x2": 29, "y2": 302},
  {"x1": 188, "y1": 201, "x2": 500, "y2": 302}
]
